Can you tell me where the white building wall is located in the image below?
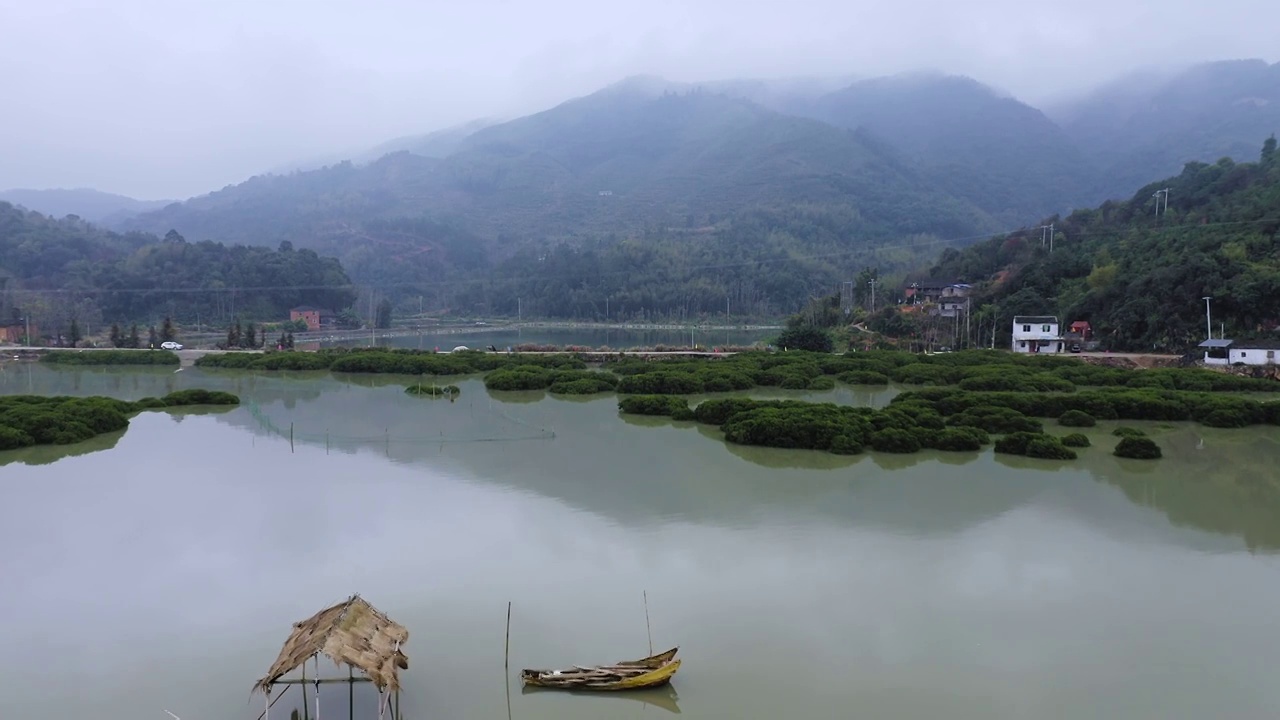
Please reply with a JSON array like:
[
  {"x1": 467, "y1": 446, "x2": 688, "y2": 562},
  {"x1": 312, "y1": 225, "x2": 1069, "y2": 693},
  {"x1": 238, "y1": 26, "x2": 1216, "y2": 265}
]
[
  {"x1": 1229, "y1": 348, "x2": 1278, "y2": 366},
  {"x1": 1011, "y1": 320, "x2": 1063, "y2": 354}
]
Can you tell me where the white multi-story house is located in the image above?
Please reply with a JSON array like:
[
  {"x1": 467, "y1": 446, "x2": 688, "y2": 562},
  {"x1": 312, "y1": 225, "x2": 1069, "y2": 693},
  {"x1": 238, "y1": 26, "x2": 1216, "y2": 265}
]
[{"x1": 1011, "y1": 315, "x2": 1063, "y2": 354}]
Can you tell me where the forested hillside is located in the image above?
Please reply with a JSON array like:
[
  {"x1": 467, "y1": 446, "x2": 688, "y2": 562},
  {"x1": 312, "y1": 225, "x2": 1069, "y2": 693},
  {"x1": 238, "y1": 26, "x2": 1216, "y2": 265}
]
[
  {"x1": 0, "y1": 202, "x2": 354, "y2": 336},
  {"x1": 120, "y1": 84, "x2": 998, "y2": 319},
  {"x1": 920, "y1": 137, "x2": 1280, "y2": 351}
]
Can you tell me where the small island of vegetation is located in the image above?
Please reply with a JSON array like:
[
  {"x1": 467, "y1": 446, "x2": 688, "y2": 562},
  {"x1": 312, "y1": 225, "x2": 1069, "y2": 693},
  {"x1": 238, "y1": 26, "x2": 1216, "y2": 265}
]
[{"x1": 0, "y1": 389, "x2": 240, "y2": 451}]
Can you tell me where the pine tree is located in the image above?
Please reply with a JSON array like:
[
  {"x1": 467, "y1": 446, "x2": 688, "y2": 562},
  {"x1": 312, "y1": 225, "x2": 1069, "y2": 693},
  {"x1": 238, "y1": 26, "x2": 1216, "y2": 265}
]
[
  {"x1": 109, "y1": 323, "x2": 122, "y2": 348},
  {"x1": 160, "y1": 316, "x2": 176, "y2": 342},
  {"x1": 227, "y1": 320, "x2": 241, "y2": 349},
  {"x1": 243, "y1": 322, "x2": 257, "y2": 349},
  {"x1": 148, "y1": 326, "x2": 158, "y2": 348},
  {"x1": 67, "y1": 318, "x2": 82, "y2": 348},
  {"x1": 128, "y1": 324, "x2": 141, "y2": 348}
]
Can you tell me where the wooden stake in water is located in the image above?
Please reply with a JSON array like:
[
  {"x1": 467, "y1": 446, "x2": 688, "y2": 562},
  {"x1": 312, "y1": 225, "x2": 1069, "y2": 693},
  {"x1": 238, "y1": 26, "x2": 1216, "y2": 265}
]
[
  {"x1": 643, "y1": 590, "x2": 653, "y2": 656},
  {"x1": 289, "y1": 422, "x2": 294, "y2": 453},
  {"x1": 504, "y1": 601, "x2": 512, "y2": 669}
]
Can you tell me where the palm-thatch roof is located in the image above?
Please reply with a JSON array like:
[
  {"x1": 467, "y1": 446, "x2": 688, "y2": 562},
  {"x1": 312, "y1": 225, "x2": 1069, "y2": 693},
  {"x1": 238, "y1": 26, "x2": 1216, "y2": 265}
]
[{"x1": 254, "y1": 594, "x2": 410, "y2": 694}]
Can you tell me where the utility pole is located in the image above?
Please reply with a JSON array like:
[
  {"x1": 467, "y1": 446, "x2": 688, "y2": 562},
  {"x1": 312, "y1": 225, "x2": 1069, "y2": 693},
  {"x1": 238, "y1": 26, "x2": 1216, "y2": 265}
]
[
  {"x1": 518, "y1": 297, "x2": 522, "y2": 324},
  {"x1": 726, "y1": 296, "x2": 730, "y2": 326},
  {"x1": 1202, "y1": 296, "x2": 1212, "y2": 340},
  {"x1": 965, "y1": 297, "x2": 971, "y2": 349},
  {"x1": 868, "y1": 279, "x2": 878, "y2": 313},
  {"x1": 1154, "y1": 188, "x2": 1170, "y2": 216},
  {"x1": 1039, "y1": 224, "x2": 1053, "y2": 249},
  {"x1": 1049, "y1": 223, "x2": 1055, "y2": 252}
]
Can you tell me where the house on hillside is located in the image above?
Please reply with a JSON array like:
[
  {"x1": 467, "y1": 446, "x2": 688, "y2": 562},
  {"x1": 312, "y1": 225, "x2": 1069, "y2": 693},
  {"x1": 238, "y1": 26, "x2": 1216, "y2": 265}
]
[
  {"x1": 289, "y1": 306, "x2": 336, "y2": 332},
  {"x1": 1198, "y1": 338, "x2": 1280, "y2": 366},
  {"x1": 1012, "y1": 315, "x2": 1063, "y2": 353},
  {"x1": 1068, "y1": 321, "x2": 1092, "y2": 341},
  {"x1": 905, "y1": 280, "x2": 972, "y2": 318}
]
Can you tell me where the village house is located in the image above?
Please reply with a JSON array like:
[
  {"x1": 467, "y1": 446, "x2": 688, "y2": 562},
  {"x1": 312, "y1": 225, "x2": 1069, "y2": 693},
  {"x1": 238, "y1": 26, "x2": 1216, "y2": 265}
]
[
  {"x1": 1197, "y1": 338, "x2": 1280, "y2": 366},
  {"x1": 1, "y1": 322, "x2": 36, "y2": 344},
  {"x1": 1011, "y1": 315, "x2": 1064, "y2": 354},
  {"x1": 288, "y1": 305, "x2": 336, "y2": 332},
  {"x1": 1067, "y1": 321, "x2": 1092, "y2": 341},
  {"x1": 904, "y1": 281, "x2": 972, "y2": 318}
]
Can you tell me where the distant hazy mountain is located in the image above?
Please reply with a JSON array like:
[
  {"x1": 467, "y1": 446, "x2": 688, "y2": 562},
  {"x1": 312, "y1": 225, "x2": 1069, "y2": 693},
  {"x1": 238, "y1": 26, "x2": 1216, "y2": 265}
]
[
  {"x1": 0, "y1": 188, "x2": 173, "y2": 224},
  {"x1": 359, "y1": 118, "x2": 496, "y2": 161},
  {"x1": 805, "y1": 73, "x2": 1098, "y2": 225},
  {"x1": 1052, "y1": 59, "x2": 1280, "y2": 199},
  {"x1": 126, "y1": 80, "x2": 998, "y2": 242}
]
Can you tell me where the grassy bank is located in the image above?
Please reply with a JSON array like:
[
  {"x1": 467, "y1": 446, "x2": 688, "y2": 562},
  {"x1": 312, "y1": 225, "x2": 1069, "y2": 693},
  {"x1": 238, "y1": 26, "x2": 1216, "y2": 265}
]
[{"x1": 39, "y1": 350, "x2": 180, "y2": 366}]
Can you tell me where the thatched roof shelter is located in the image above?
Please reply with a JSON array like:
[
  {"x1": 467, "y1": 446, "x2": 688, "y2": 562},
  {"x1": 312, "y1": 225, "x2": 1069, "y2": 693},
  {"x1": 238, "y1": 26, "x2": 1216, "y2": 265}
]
[{"x1": 254, "y1": 594, "x2": 410, "y2": 694}]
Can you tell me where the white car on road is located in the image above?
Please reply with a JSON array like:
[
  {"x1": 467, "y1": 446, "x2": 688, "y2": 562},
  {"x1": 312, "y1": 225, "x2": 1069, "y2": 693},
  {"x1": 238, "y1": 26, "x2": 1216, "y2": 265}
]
[{"x1": 160, "y1": 341, "x2": 183, "y2": 350}]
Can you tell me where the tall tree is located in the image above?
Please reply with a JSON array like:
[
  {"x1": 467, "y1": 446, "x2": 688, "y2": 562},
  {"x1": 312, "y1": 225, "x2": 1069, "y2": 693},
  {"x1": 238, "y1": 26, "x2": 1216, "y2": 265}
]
[
  {"x1": 243, "y1": 322, "x2": 257, "y2": 349},
  {"x1": 160, "y1": 316, "x2": 176, "y2": 342},
  {"x1": 128, "y1": 323, "x2": 141, "y2": 349},
  {"x1": 375, "y1": 298, "x2": 393, "y2": 329},
  {"x1": 109, "y1": 323, "x2": 122, "y2": 348},
  {"x1": 67, "y1": 318, "x2": 82, "y2": 347},
  {"x1": 148, "y1": 326, "x2": 158, "y2": 348},
  {"x1": 227, "y1": 319, "x2": 242, "y2": 348}
]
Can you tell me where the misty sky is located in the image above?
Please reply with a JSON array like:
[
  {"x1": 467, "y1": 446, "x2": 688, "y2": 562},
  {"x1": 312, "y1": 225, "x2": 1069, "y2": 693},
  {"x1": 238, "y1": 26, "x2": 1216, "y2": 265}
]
[{"x1": 1, "y1": 0, "x2": 1274, "y2": 200}]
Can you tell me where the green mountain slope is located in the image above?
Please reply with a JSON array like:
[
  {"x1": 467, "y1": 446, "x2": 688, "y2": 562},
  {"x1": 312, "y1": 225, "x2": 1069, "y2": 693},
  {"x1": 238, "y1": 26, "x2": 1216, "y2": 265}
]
[{"x1": 923, "y1": 138, "x2": 1280, "y2": 351}]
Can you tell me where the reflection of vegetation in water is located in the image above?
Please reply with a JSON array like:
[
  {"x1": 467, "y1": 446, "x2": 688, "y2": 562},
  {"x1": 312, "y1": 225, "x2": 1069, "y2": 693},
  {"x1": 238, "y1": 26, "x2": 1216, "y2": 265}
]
[
  {"x1": 1094, "y1": 427, "x2": 1280, "y2": 551},
  {"x1": 0, "y1": 427, "x2": 126, "y2": 467}
]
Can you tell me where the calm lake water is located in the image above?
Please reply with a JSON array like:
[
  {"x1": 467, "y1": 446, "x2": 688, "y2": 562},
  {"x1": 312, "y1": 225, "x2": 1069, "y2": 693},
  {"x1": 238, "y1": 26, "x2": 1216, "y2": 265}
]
[
  {"x1": 318, "y1": 327, "x2": 773, "y2": 351},
  {"x1": 3, "y1": 364, "x2": 1280, "y2": 720}
]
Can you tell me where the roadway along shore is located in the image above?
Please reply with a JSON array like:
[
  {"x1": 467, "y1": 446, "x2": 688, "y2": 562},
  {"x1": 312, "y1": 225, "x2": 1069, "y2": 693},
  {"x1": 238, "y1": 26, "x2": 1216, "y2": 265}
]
[{"x1": 3, "y1": 345, "x2": 1189, "y2": 370}]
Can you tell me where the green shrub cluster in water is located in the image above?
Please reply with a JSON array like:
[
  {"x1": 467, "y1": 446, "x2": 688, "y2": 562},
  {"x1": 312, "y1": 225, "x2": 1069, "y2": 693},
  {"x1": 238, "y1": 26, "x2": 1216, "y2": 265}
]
[
  {"x1": 0, "y1": 390, "x2": 239, "y2": 451},
  {"x1": 40, "y1": 350, "x2": 180, "y2": 366},
  {"x1": 618, "y1": 396, "x2": 992, "y2": 456},
  {"x1": 892, "y1": 387, "x2": 1280, "y2": 429},
  {"x1": 485, "y1": 367, "x2": 618, "y2": 395},
  {"x1": 1114, "y1": 436, "x2": 1162, "y2": 459},
  {"x1": 196, "y1": 348, "x2": 1278, "y2": 400}
]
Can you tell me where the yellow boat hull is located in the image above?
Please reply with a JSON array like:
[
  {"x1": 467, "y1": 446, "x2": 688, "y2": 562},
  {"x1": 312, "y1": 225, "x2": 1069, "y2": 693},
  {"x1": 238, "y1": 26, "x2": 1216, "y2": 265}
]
[{"x1": 520, "y1": 648, "x2": 682, "y2": 691}]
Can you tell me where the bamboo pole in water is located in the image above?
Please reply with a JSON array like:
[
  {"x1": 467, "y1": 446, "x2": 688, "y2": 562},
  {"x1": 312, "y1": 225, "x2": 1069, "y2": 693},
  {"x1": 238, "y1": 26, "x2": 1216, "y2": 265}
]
[
  {"x1": 504, "y1": 601, "x2": 512, "y2": 669},
  {"x1": 644, "y1": 590, "x2": 653, "y2": 656}
]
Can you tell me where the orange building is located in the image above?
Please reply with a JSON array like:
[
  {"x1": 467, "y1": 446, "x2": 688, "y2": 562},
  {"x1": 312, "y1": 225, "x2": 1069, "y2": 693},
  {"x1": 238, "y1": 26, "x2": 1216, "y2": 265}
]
[
  {"x1": 2, "y1": 323, "x2": 36, "y2": 344},
  {"x1": 289, "y1": 306, "x2": 334, "y2": 331}
]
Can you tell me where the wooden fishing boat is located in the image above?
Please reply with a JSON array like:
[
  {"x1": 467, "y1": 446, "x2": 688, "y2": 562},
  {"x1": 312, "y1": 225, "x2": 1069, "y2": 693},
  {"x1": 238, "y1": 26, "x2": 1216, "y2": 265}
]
[{"x1": 520, "y1": 647, "x2": 681, "y2": 691}]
